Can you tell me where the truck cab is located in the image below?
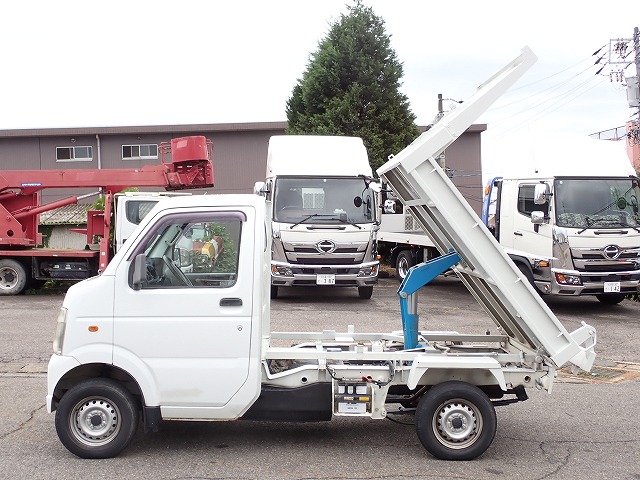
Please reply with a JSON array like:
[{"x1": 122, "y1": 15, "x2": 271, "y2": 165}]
[
  {"x1": 256, "y1": 135, "x2": 379, "y2": 299},
  {"x1": 484, "y1": 160, "x2": 640, "y2": 303}
]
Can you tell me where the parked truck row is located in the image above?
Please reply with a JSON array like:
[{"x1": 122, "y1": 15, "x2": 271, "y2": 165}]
[{"x1": 47, "y1": 47, "x2": 598, "y2": 462}]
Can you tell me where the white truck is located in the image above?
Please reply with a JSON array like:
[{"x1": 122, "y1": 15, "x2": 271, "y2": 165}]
[
  {"x1": 255, "y1": 135, "x2": 379, "y2": 299},
  {"x1": 481, "y1": 139, "x2": 640, "y2": 304},
  {"x1": 378, "y1": 197, "x2": 441, "y2": 280},
  {"x1": 47, "y1": 46, "x2": 597, "y2": 461}
]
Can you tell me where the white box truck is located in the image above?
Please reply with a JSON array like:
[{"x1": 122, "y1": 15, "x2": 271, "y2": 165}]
[
  {"x1": 482, "y1": 138, "x2": 640, "y2": 304},
  {"x1": 255, "y1": 135, "x2": 380, "y2": 299}
]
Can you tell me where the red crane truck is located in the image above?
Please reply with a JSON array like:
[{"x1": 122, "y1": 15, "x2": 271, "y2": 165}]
[{"x1": 0, "y1": 135, "x2": 214, "y2": 295}]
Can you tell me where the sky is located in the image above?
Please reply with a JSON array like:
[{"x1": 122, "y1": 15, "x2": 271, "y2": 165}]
[{"x1": 2, "y1": 1, "x2": 638, "y2": 179}]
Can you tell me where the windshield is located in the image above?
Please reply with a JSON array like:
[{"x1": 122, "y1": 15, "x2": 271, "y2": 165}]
[
  {"x1": 555, "y1": 177, "x2": 640, "y2": 229},
  {"x1": 273, "y1": 177, "x2": 376, "y2": 224}
]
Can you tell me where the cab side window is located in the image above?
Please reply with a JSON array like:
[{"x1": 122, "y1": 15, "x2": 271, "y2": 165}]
[
  {"x1": 129, "y1": 212, "x2": 244, "y2": 289},
  {"x1": 517, "y1": 185, "x2": 548, "y2": 217}
]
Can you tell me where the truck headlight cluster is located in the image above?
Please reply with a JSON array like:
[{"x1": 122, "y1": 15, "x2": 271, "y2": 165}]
[
  {"x1": 358, "y1": 265, "x2": 379, "y2": 277},
  {"x1": 555, "y1": 273, "x2": 581, "y2": 285},
  {"x1": 271, "y1": 265, "x2": 293, "y2": 277}
]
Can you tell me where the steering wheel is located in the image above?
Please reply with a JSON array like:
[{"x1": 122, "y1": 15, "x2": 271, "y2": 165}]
[{"x1": 162, "y1": 255, "x2": 192, "y2": 286}]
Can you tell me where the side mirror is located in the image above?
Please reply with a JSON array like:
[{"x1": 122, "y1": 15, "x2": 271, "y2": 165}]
[
  {"x1": 254, "y1": 181, "x2": 267, "y2": 196},
  {"x1": 534, "y1": 183, "x2": 550, "y2": 205},
  {"x1": 175, "y1": 248, "x2": 193, "y2": 268},
  {"x1": 132, "y1": 254, "x2": 147, "y2": 290},
  {"x1": 531, "y1": 211, "x2": 545, "y2": 224},
  {"x1": 383, "y1": 199, "x2": 397, "y2": 213}
]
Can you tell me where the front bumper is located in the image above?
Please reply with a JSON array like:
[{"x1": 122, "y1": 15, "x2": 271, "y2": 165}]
[
  {"x1": 545, "y1": 268, "x2": 640, "y2": 296},
  {"x1": 46, "y1": 354, "x2": 81, "y2": 412},
  {"x1": 270, "y1": 260, "x2": 379, "y2": 287}
]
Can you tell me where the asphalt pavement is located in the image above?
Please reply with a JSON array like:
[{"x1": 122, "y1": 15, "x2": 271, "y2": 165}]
[{"x1": 1, "y1": 277, "x2": 639, "y2": 479}]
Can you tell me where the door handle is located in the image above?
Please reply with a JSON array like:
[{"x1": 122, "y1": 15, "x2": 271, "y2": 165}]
[
  {"x1": 514, "y1": 231, "x2": 523, "y2": 236},
  {"x1": 220, "y1": 298, "x2": 243, "y2": 307}
]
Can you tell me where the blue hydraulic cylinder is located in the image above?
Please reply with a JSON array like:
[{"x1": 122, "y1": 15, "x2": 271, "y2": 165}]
[{"x1": 398, "y1": 251, "x2": 461, "y2": 349}]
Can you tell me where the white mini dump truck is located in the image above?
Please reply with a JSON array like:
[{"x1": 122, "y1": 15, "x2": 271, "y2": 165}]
[{"x1": 47, "y1": 47, "x2": 596, "y2": 461}]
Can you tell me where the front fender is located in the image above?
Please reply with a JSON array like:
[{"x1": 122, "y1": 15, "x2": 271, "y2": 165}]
[{"x1": 112, "y1": 345, "x2": 161, "y2": 406}]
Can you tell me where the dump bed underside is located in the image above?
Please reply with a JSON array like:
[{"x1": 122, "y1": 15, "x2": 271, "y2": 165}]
[{"x1": 377, "y1": 47, "x2": 595, "y2": 372}]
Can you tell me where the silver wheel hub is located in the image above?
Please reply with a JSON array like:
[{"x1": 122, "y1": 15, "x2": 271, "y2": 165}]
[
  {"x1": 433, "y1": 399, "x2": 481, "y2": 448},
  {"x1": 397, "y1": 258, "x2": 409, "y2": 279},
  {"x1": 71, "y1": 397, "x2": 121, "y2": 446},
  {"x1": 0, "y1": 267, "x2": 18, "y2": 290}
]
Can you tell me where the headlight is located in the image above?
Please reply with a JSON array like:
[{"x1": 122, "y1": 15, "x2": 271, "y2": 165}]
[
  {"x1": 555, "y1": 273, "x2": 582, "y2": 285},
  {"x1": 271, "y1": 265, "x2": 293, "y2": 277},
  {"x1": 52, "y1": 307, "x2": 68, "y2": 355},
  {"x1": 358, "y1": 265, "x2": 379, "y2": 277}
]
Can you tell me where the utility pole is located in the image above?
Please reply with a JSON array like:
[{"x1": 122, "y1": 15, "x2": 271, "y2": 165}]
[
  {"x1": 601, "y1": 29, "x2": 640, "y2": 142},
  {"x1": 633, "y1": 27, "x2": 640, "y2": 120}
]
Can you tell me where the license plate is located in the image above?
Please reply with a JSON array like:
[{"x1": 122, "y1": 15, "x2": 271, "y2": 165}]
[
  {"x1": 317, "y1": 274, "x2": 335, "y2": 285},
  {"x1": 604, "y1": 281, "x2": 621, "y2": 293}
]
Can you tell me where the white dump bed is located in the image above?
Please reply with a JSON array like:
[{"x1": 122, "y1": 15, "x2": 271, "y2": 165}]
[{"x1": 377, "y1": 47, "x2": 596, "y2": 372}]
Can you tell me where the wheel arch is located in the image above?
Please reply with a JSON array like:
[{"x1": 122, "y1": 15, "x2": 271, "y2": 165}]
[
  {"x1": 50, "y1": 363, "x2": 146, "y2": 413},
  {"x1": 407, "y1": 359, "x2": 507, "y2": 392},
  {"x1": 509, "y1": 254, "x2": 533, "y2": 275}
]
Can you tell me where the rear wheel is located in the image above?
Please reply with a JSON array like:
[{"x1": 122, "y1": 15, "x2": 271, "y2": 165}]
[
  {"x1": 358, "y1": 285, "x2": 373, "y2": 299},
  {"x1": 55, "y1": 378, "x2": 139, "y2": 459},
  {"x1": 596, "y1": 293, "x2": 626, "y2": 305},
  {"x1": 415, "y1": 381, "x2": 496, "y2": 461},
  {"x1": 0, "y1": 259, "x2": 28, "y2": 296},
  {"x1": 395, "y1": 251, "x2": 415, "y2": 282}
]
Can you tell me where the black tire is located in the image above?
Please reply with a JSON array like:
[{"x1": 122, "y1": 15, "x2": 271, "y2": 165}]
[
  {"x1": 0, "y1": 259, "x2": 28, "y2": 296},
  {"x1": 358, "y1": 285, "x2": 373, "y2": 299},
  {"x1": 55, "y1": 378, "x2": 139, "y2": 459},
  {"x1": 516, "y1": 263, "x2": 537, "y2": 291},
  {"x1": 270, "y1": 285, "x2": 279, "y2": 299},
  {"x1": 395, "y1": 251, "x2": 415, "y2": 282},
  {"x1": 415, "y1": 381, "x2": 497, "y2": 461},
  {"x1": 595, "y1": 293, "x2": 626, "y2": 305}
]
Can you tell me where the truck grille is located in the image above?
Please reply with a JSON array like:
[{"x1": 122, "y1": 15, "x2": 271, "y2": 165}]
[
  {"x1": 572, "y1": 245, "x2": 640, "y2": 272},
  {"x1": 283, "y1": 240, "x2": 368, "y2": 265}
]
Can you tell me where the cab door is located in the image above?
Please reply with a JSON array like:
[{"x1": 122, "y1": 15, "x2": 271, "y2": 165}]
[
  {"x1": 512, "y1": 183, "x2": 552, "y2": 257},
  {"x1": 112, "y1": 207, "x2": 255, "y2": 412}
]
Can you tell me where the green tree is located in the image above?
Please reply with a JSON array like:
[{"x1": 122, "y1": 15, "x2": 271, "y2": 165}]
[{"x1": 285, "y1": 0, "x2": 420, "y2": 173}]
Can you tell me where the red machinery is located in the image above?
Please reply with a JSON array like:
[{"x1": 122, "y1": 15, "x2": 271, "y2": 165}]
[{"x1": 0, "y1": 135, "x2": 214, "y2": 294}]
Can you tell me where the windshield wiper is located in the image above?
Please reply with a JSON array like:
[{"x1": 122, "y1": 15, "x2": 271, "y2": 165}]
[
  {"x1": 289, "y1": 213, "x2": 363, "y2": 229},
  {"x1": 577, "y1": 216, "x2": 603, "y2": 234},
  {"x1": 289, "y1": 213, "x2": 329, "y2": 228},
  {"x1": 606, "y1": 220, "x2": 640, "y2": 233},
  {"x1": 578, "y1": 216, "x2": 640, "y2": 234}
]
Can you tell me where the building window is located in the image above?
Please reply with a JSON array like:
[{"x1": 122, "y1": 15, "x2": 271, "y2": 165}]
[
  {"x1": 122, "y1": 144, "x2": 158, "y2": 161},
  {"x1": 56, "y1": 146, "x2": 93, "y2": 162}
]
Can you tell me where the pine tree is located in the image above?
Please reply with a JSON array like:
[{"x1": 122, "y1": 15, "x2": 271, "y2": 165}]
[{"x1": 285, "y1": 1, "x2": 420, "y2": 173}]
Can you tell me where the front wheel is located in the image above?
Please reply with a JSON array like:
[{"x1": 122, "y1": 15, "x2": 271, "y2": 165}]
[
  {"x1": 596, "y1": 293, "x2": 626, "y2": 305},
  {"x1": 55, "y1": 378, "x2": 139, "y2": 459},
  {"x1": 415, "y1": 381, "x2": 496, "y2": 460},
  {"x1": 358, "y1": 285, "x2": 373, "y2": 299}
]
